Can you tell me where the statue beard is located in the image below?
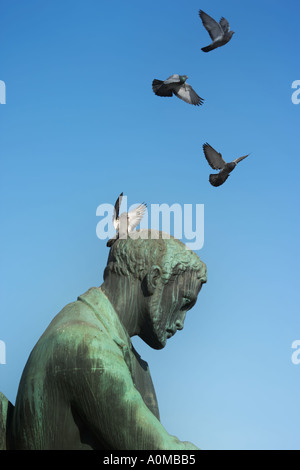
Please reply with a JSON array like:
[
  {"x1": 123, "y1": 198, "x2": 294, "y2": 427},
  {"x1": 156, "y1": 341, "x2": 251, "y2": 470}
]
[{"x1": 144, "y1": 286, "x2": 179, "y2": 350}]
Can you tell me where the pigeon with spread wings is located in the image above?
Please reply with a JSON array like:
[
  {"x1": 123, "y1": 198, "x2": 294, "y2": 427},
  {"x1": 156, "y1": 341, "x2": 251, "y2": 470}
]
[
  {"x1": 107, "y1": 193, "x2": 147, "y2": 247},
  {"x1": 199, "y1": 10, "x2": 234, "y2": 52},
  {"x1": 152, "y1": 74, "x2": 204, "y2": 106},
  {"x1": 203, "y1": 143, "x2": 249, "y2": 187}
]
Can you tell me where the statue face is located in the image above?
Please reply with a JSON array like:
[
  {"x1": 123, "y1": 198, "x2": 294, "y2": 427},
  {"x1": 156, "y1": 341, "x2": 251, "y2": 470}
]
[{"x1": 140, "y1": 270, "x2": 204, "y2": 350}]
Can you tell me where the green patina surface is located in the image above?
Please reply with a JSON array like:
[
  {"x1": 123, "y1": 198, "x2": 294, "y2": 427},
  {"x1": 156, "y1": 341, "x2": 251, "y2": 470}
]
[{"x1": 1, "y1": 232, "x2": 206, "y2": 450}]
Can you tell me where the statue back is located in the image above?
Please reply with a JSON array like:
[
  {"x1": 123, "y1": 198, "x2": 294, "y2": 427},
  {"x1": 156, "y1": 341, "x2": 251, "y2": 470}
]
[{"x1": 0, "y1": 392, "x2": 14, "y2": 450}]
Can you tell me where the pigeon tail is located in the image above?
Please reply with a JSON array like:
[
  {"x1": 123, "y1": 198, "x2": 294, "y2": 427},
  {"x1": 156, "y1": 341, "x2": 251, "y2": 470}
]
[
  {"x1": 209, "y1": 173, "x2": 225, "y2": 187},
  {"x1": 106, "y1": 234, "x2": 118, "y2": 248},
  {"x1": 152, "y1": 79, "x2": 173, "y2": 97},
  {"x1": 152, "y1": 79, "x2": 164, "y2": 94},
  {"x1": 152, "y1": 79, "x2": 163, "y2": 90}
]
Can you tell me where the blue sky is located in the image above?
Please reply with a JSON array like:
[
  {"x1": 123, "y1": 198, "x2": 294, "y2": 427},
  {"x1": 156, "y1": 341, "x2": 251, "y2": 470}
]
[{"x1": 0, "y1": 0, "x2": 299, "y2": 450}]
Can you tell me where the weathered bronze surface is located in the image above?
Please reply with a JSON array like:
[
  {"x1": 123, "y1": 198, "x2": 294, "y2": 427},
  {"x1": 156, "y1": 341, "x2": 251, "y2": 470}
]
[{"x1": 1, "y1": 231, "x2": 207, "y2": 450}]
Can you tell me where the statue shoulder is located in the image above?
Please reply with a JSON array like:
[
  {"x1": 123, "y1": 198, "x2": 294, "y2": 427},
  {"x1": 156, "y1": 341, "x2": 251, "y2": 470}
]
[{"x1": 30, "y1": 294, "x2": 117, "y2": 369}]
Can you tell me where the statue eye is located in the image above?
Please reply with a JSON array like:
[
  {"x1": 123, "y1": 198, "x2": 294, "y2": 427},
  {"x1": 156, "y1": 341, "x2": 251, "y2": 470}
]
[{"x1": 181, "y1": 297, "x2": 195, "y2": 311}]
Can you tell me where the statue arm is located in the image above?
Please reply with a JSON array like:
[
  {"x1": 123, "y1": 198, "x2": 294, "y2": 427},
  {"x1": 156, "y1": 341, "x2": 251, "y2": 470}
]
[{"x1": 66, "y1": 336, "x2": 199, "y2": 450}]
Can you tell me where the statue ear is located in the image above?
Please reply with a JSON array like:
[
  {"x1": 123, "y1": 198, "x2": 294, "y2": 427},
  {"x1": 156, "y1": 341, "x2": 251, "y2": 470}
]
[{"x1": 143, "y1": 265, "x2": 162, "y2": 296}]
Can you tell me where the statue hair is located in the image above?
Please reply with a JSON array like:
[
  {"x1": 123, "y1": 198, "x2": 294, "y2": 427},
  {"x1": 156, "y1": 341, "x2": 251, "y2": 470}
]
[{"x1": 104, "y1": 229, "x2": 207, "y2": 285}]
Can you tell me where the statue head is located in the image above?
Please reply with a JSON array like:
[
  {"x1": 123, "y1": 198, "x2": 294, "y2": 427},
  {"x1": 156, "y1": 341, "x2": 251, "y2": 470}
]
[{"x1": 103, "y1": 230, "x2": 207, "y2": 349}]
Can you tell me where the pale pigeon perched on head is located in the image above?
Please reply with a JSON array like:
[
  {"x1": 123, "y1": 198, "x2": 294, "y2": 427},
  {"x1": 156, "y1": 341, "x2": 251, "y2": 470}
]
[
  {"x1": 107, "y1": 192, "x2": 147, "y2": 247},
  {"x1": 203, "y1": 143, "x2": 249, "y2": 187},
  {"x1": 152, "y1": 74, "x2": 204, "y2": 106},
  {"x1": 199, "y1": 10, "x2": 234, "y2": 53}
]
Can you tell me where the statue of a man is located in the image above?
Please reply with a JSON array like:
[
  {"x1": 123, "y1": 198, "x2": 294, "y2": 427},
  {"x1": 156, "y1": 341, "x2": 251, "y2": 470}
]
[{"x1": 4, "y1": 230, "x2": 207, "y2": 450}]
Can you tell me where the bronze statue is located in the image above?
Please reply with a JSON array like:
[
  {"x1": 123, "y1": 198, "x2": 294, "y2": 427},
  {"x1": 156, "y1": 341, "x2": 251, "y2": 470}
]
[{"x1": 1, "y1": 230, "x2": 207, "y2": 450}]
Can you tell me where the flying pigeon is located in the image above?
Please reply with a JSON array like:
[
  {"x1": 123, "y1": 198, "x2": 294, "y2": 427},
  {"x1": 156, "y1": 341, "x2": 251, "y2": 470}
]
[
  {"x1": 152, "y1": 74, "x2": 204, "y2": 106},
  {"x1": 107, "y1": 192, "x2": 147, "y2": 247},
  {"x1": 203, "y1": 143, "x2": 249, "y2": 187},
  {"x1": 199, "y1": 10, "x2": 234, "y2": 53}
]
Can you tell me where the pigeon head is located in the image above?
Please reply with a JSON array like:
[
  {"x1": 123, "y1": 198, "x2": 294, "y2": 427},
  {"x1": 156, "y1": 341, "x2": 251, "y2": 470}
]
[
  {"x1": 228, "y1": 31, "x2": 235, "y2": 39},
  {"x1": 179, "y1": 75, "x2": 188, "y2": 83}
]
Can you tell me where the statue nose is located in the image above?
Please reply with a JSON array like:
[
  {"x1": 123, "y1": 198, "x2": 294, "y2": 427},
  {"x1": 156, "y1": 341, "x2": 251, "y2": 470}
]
[
  {"x1": 175, "y1": 311, "x2": 186, "y2": 331},
  {"x1": 175, "y1": 319, "x2": 184, "y2": 331}
]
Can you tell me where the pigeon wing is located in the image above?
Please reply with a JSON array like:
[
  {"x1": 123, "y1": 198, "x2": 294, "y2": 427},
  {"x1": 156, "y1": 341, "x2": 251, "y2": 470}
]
[
  {"x1": 219, "y1": 17, "x2": 230, "y2": 33},
  {"x1": 113, "y1": 192, "x2": 123, "y2": 230},
  {"x1": 232, "y1": 154, "x2": 249, "y2": 165},
  {"x1": 203, "y1": 143, "x2": 226, "y2": 170},
  {"x1": 163, "y1": 74, "x2": 181, "y2": 85},
  {"x1": 127, "y1": 203, "x2": 147, "y2": 232},
  {"x1": 199, "y1": 10, "x2": 223, "y2": 40},
  {"x1": 174, "y1": 83, "x2": 204, "y2": 106}
]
